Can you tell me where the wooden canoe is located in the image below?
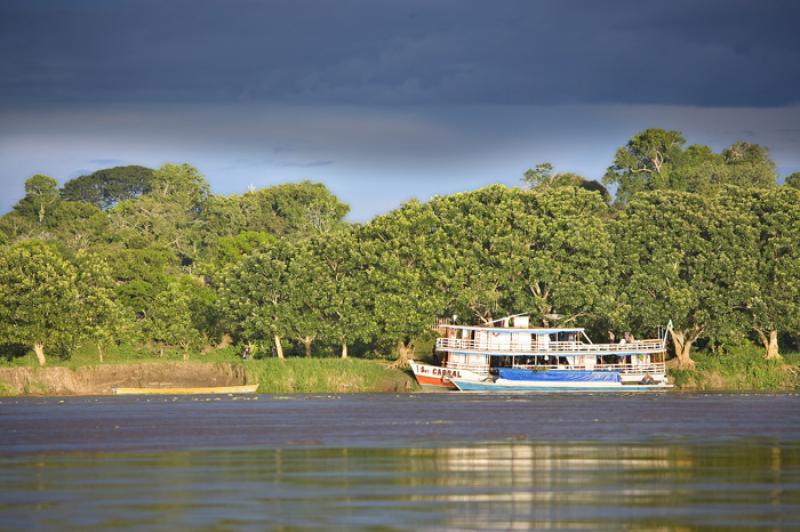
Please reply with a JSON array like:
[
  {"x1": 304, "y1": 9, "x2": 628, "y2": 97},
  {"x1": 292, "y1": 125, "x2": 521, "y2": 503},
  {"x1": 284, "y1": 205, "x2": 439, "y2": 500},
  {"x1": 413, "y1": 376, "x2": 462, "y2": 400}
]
[{"x1": 112, "y1": 384, "x2": 259, "y2": 395}]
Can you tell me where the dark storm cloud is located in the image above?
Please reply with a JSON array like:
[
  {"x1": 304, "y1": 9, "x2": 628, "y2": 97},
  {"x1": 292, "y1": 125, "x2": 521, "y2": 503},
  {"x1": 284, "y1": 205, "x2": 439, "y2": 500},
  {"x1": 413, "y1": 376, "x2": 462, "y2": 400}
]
[{"x1": 1, "y1": 0, "x2": 798, "y2": 108}]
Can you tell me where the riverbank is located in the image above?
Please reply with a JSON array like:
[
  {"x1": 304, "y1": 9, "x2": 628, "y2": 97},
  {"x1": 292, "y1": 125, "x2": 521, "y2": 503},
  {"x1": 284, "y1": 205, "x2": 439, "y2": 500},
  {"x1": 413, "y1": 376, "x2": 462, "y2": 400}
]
[
  {"x1": 0, "y1": 358, "x2": 418, "y2": 396},
  {"x1": 1, "y1": 345, "x2": 797, "y2": 395}
]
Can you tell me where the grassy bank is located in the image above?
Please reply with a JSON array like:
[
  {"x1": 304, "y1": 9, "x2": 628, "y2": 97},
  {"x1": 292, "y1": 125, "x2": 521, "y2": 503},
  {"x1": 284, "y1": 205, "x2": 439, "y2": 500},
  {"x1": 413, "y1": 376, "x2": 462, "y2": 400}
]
[
  {"x1": 3, "y1": 341, "x2": 799, "y2": 394},
  {"x1": 0, "y1": 343, "x2": 419, "y2": 395},
  {"x1": 671, "y1": 345, "x2": 800, "y2": 391},
  {"x1": 244, "y1": 358, "x2": 418, "y2": 393}
]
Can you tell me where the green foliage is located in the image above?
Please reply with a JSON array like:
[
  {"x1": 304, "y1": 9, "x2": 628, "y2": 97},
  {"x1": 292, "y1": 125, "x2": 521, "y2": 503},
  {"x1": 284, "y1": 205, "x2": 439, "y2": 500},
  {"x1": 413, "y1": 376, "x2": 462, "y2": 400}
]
[
  {"x1": 785, "y1": 172, "x2": 800, "y2": 190},
  {"x1": 522, "y1": 163, "x2": 610, "y2": 202},
  {"x1": 0, "y1": 241, "x2": 82, "y2": 361},
  {"x1": 145, "y1": 281, "x2": 200, "y2": 356},
  {"x1": 604, "y1": 129, "x2": 777, "y2": 203},
  {"x1": 200, "y1": 181, "x2": 349, "y2": 252},
  {"x1": 13, "y1": 174, "x2": 61, "y2": 224},
  {"x1": 75, "y1": 251, "x2": 127, "y2": 356},
  {"x1": 612, "y1": 191, "x2": 757, "y2": 365},
  {"x1": 61, "y1": 165, "x2": 154, "y2": 209},
  {"x1": 720, "y1": 187, "x2": 800, "y2": 356},
  {"x1": 219, "y1": 239, "x2": 301, "y2": 346},
  {"x1": 720, "y1": 142, "x2": 777, "y2": 188},
  {"x1": 305, "y1": 230, "x2": 372, "y2": 352}
]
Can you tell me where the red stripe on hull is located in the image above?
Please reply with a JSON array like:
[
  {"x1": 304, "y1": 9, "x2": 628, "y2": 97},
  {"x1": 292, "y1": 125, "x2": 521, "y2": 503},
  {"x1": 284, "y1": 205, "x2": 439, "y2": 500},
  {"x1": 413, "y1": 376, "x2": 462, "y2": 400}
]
[{"x1": 415, "y1": 374, "x2": 457, "y2": 389}]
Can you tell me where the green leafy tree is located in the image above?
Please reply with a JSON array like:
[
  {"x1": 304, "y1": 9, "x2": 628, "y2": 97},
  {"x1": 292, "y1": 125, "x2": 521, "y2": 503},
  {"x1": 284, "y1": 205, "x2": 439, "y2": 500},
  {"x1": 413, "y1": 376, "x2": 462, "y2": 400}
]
[
  {"x1": 219, "y1": 241, "x2": 299, "y2": 359},
  {"x1": 613, "y1": 191, "x2": 752, "y2": 368},
  {"x1": 0, "y1": 241, "x2": 81, "y2": 365},
  {"x1": 360, "y1": 202, "x2": 444, "y2": 365},
  {"x1": 307, "y1": 230, "x2": 372, "y2": 358},
  {"x1": 61, "y1": 165, "x2": 154, "y2": 209},
  {"x1": 13, "y1": 175, "x2": 61, "y2": 224},
  {"x1": 719, "y1": 142, "x2": 777, "y2": 188},
  {"x1": 783, "y1": 172, "x2": 800, "y2": 189},
  {"x1": 75, "y1": 251, "x2": 127, "y2": 362},
  {"x1": 723, "y1": 187, "x2": 800, "y2": 359},
  {"x1": 107, "y1": 163, "x2": 210, "y2": 268},
  {"x1": 522, "y1": 163, "x2": 610, "y2": 202},
  {"x1": 603, "y1": 129, "x2": 686, "y2": 203},
  {"x1": 200, "y1": 181, "x2": 349, "y2": 251},
  {"x1": 149, "y1": 163, "x2": 209, "y2": 207},
  {"x1": 146, "y1": 282, "x2": 199, "y2": 359},
  {"x1": 511, "y1": 188, "x2": 615, "y2": 327}
]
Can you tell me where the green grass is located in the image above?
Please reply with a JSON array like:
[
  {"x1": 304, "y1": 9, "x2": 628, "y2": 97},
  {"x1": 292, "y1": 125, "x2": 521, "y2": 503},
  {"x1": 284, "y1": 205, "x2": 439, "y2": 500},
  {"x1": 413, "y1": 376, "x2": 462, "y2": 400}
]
[
  {"x1": 671, "y1": 344, "x2": 800, "y2": 391},
  {"x1": 244, "y1": 358, "x2": 418, "y2": 393}
]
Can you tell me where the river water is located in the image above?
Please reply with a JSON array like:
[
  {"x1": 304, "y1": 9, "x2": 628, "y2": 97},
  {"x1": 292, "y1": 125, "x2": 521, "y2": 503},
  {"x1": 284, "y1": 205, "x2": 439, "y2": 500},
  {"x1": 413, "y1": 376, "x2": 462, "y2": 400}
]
[{"x1": 1, "y1": 393, "x2": 799, "y2": 530}]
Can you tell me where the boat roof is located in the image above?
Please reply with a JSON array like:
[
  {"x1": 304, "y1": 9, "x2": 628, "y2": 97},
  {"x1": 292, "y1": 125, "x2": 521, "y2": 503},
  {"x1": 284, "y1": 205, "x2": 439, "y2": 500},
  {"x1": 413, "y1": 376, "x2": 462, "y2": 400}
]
[{"x1": 444, "y1": 324, "x2": 584, "y2": 334}]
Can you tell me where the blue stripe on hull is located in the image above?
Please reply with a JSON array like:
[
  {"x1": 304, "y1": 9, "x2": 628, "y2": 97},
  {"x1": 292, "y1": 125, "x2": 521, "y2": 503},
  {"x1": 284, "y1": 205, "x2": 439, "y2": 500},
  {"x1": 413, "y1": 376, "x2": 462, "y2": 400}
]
[{"x1": 452, "y1": 380, "x2": 669, "y2": 393}]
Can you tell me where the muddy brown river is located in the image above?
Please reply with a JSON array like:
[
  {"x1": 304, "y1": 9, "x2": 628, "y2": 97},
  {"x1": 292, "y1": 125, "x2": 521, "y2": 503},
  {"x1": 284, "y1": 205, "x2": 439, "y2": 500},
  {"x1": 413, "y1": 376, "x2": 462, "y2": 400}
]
[{"x1": 1, "y1": 393, "x2": 799, "y2": 529}]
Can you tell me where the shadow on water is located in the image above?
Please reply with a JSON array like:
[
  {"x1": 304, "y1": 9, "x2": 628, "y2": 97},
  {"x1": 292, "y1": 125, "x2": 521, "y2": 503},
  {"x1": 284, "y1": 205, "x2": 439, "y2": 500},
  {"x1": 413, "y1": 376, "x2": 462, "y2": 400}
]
[{"x1": 1, "y1": 442, "x2": 799, "y2": 530}]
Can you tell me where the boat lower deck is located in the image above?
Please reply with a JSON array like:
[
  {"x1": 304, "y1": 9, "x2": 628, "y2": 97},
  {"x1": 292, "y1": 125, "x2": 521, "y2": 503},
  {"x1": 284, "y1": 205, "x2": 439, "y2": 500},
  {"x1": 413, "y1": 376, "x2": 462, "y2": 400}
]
[{"x1": 452, "y1": 379, "x2": 672, "y2": 392}]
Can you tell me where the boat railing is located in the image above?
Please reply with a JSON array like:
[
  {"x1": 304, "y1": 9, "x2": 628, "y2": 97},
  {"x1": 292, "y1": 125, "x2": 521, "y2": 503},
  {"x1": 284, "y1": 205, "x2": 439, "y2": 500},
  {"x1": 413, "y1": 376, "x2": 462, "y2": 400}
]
[
  {"x1": 436, "y1": 337, "x2": 665, "y2": 355},
  {"x1": 443, "y1": 360, "x2": 667, "y2": 375},
  {"x1": 509, "y1": 362, "x2": 667, "y2": 374}
]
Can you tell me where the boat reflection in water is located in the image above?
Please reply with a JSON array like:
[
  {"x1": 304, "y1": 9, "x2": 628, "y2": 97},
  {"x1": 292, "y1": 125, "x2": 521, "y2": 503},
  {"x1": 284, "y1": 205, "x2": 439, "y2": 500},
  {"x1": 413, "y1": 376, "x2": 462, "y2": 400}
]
[{"x1": 3, "y1": 442, "x2": 798, "y2": 529}]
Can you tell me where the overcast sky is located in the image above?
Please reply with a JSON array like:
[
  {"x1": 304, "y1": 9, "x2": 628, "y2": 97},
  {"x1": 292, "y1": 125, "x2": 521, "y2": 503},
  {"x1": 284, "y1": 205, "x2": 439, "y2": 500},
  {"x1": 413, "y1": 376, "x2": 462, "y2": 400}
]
[{"x1": 2, "y1": 0, "x2": 799, "y2": 219}]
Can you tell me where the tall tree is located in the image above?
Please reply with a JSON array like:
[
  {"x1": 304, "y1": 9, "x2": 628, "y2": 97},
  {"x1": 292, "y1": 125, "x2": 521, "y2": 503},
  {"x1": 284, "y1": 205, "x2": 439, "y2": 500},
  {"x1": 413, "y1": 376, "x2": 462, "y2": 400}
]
[
  {"x1": 522, "y1": 163, "x2": 610, "y2": 202},
  {"x1": 613, "y1": 191, "x2": 749, "y2": 368},
  {"x1": 75, "y1": 251, "x2": 126, "y2": 362},
  {"x1": 360, "y1": 201, "x2": 443, "y2": 365},
  {"x1": 307, "y1": 230, "x2": 372, "y2": 358},
  {"x1": 603, "y1": 129, "x2": 686, "y2": 203},
  {"x1": 723, "y1": 187, "x2": 800, "y2": 359},
  {"x1": 13, "y1": 175, "x2": 61, "y2": 224},
  {"x1": 146, "y1": 282, "x2": 199, "y2": 359},
  {"x1": 511, "y1": 188, "x2": 615, "y2": 327},
  {"x1": 219, "y1": 241, "x2": 299, "y2": 359},
  {"x1": 0, "y1": 241, "x2": 81, "y2": 365},
  {"x1": 61, "y1": 165, "x2": 154, "y2": 209},
  {"x1": 719, "y1": 142, "x2": 777, "y2": 188},
  {"x1": 783, "y1": 172, "x2": 800, "y2": 190}
]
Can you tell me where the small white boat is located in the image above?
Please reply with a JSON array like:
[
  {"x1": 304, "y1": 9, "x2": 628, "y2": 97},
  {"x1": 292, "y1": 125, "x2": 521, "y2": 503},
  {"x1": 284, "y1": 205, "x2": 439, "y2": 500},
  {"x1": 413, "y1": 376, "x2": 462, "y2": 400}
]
[{"x1": 410, "y1": 315, "x2": 672, "y2": 392}]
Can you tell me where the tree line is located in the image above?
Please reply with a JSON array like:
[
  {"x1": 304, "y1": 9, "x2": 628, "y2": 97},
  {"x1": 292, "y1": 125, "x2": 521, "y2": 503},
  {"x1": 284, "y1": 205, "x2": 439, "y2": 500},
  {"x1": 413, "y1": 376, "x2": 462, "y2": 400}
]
[{"x1": 1, "y1": 128, "x2": 799, "y2": 368}]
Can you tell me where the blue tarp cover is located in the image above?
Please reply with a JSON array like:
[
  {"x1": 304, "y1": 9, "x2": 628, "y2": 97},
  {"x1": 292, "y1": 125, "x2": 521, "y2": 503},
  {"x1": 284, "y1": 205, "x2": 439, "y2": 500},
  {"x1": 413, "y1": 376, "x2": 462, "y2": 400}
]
[{"x1": 498, "y1": 369, "x2": 621, "y2": 382}]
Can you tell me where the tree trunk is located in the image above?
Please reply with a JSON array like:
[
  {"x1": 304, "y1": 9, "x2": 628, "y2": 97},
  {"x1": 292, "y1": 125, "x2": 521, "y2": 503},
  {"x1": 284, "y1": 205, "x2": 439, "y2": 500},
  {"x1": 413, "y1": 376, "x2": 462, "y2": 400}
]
[
  {"x1": 341, "y1": 342, "x2": 348, "y2": 359},
  {"x1": 394, "y1": 340, "x2": 411, "y2": 368},
  {"x1": 302, "y1": 336, "x2": 313, "y2": 358},
  {"x1": 97, "y1": 343, "x2": 104, "y2": 363},
  {"x1": 669, "y1": 330, "x2": 696, "y2": 369},
  {"x1": 763, "y1": 329, "x2": 782, "y2": 360},
  {"x1": 274, "y1": 334, "x2": 285, "y2": 359},
  {"x1": 33, "y1": 342, "x2": 46, "y2": 366}
]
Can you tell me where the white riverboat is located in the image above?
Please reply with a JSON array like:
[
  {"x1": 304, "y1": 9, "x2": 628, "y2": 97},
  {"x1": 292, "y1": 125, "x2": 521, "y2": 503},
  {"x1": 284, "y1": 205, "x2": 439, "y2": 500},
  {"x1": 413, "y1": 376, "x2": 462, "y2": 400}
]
[{"x1": 409, "y1": 315, "x2": 672, "y2": 392}]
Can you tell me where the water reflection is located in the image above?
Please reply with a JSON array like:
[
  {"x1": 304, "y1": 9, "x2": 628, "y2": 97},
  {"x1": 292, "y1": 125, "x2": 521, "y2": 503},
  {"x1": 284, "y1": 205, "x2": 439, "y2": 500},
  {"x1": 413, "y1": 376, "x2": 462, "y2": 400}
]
[{"x1": 1, "y1": 443, "x2": 799, "y2": 530}]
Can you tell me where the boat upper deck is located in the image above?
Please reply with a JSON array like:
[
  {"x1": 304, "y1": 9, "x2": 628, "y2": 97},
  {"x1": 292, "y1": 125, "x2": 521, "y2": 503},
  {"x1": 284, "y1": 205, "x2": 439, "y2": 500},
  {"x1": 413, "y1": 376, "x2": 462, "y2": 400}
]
[
  {"x1": 442, "y1": 324, "x2": 585, "y2": 335},
  {"x1": 435, "y1": 337, "x2": 666, "y2": 357}
]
